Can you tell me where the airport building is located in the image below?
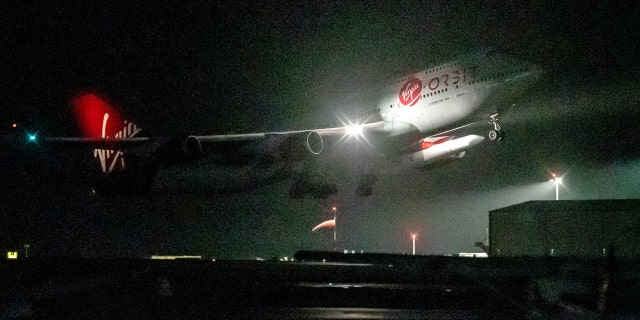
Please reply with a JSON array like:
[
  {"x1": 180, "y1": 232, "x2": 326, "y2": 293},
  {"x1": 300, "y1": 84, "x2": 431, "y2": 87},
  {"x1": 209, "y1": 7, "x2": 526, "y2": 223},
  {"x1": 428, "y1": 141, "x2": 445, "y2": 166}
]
[{"x1": 489, "y1": 200, "x2": 640, "y2": 258}]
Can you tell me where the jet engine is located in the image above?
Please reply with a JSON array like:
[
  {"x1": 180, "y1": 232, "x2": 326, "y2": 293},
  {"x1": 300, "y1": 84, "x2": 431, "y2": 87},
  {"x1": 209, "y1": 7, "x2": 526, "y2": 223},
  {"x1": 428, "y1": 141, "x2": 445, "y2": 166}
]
[
  {"x1": 288, "y1": 177, "x2": 337, "y2": 199},
  {"x1": 88, "y1": 153, "x2": 159, "y2": 196},
  {"x1": 305, "y1": 131, "x2": 323, "y2": 155},
  {"x1": 275, "y1": 131, "x2": 324, "y2": 161},
  {"x1": 155, "y1": 135, "x2": 202, "y2": 164}
]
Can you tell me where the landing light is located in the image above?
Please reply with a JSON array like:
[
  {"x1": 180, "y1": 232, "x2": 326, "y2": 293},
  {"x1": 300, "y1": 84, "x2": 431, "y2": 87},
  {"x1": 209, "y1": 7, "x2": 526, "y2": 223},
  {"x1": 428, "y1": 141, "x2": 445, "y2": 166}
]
[
  {"x1": 550, "y1": 173, "x2": 562, "y2": 184},
  {"x1": 345, "y1": 124, "x2": 363, "y2": 137},
  {"x1": 336, "y1": 118, "x2": 373, "y2": 147}
]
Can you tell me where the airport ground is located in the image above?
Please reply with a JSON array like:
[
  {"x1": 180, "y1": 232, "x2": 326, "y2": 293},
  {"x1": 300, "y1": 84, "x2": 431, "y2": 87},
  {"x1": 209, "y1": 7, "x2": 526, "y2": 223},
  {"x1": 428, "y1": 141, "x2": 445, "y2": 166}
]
[{"x1": 2, "y1": 252, "x2": 639, "y2": 319}]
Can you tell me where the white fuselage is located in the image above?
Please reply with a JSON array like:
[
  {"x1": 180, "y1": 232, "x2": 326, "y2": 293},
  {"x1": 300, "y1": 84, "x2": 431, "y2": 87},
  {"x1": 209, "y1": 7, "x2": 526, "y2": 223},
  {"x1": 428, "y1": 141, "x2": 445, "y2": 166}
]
[{"x1": 360, "y1": 52, "x2": 541, "y2": 136}]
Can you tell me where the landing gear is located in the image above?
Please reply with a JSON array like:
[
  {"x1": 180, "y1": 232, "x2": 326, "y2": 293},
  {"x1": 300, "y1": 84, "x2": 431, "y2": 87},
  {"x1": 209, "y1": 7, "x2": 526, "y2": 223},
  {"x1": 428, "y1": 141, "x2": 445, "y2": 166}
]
[
  {"x1": 488, "y1": 114, "x2": 504, "y2": 142},
  {"x1": 356, "y1": 174, "x2": 378, "y2": 197},
  {"x1": 288, "y1": 177, "x2": 338, "y2": 199},
  {"x1": 488, "y1": 129, "x2": 504, "y2": 142}
]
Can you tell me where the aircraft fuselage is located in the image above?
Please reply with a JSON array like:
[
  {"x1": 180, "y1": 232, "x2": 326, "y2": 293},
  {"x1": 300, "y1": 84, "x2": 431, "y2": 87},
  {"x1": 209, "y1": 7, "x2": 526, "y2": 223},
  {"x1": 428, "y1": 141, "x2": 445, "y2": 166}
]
[{"x1": 361, "y1": 52, "x2": 542, "y2": 137}]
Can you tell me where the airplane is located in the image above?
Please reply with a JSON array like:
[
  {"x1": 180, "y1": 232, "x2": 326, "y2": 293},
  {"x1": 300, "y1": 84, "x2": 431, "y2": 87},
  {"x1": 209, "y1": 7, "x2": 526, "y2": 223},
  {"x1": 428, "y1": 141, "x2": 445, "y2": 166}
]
[{"x1": 11, "y1": 50, "x2": 543, "y2": 198}]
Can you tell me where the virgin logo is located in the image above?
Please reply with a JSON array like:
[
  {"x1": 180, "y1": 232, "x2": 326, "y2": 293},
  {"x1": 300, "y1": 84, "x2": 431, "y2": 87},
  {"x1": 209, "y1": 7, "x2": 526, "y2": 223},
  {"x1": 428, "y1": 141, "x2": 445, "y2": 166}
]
[
  {"x1": 93, "y1": 113, "x2": 142, "y2": 173},
  {"x1": 398, "y1": 78, "x2": 422, "y2": 107}
]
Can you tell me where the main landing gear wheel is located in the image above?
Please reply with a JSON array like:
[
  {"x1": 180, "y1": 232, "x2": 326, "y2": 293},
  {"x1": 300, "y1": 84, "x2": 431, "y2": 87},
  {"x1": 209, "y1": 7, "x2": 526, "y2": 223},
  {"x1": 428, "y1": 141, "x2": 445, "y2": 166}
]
[
  {"x1": 488, "y1": 129, "x2": 504, "y2": 142},
  {"x1": 488, "y1": 113, "x2": 504, "y2": 142}
]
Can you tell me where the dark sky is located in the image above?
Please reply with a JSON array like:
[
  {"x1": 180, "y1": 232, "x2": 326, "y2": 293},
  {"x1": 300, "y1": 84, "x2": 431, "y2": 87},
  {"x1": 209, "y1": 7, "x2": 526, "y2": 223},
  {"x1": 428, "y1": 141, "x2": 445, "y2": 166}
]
[{"x1": 2, "y1": 1, "x2": 639, "y2": 258}]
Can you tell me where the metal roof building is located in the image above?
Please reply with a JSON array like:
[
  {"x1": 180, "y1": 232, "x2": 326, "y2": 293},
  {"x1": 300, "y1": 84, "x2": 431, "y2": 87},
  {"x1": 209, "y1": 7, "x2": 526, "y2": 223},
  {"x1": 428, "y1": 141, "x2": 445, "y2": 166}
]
[{"x1": 489, "y1": 200, "x2": 640, "y2": 258}]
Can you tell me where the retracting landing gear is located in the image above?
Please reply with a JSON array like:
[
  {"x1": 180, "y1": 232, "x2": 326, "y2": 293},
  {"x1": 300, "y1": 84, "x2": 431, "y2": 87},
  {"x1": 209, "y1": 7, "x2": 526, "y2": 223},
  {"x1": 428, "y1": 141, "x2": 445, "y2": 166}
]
[
  {"x1": 488, "y1": 113, "x2": 504, "y2": 142},
  {"x1": 356, "y1": 173, "x2": 378, "y2": 197}
]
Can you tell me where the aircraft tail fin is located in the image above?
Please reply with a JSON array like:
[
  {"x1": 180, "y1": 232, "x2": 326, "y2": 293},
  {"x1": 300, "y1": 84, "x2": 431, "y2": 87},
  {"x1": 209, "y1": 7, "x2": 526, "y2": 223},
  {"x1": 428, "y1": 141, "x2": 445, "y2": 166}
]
[{"x1": 71, "y1": 92, "x2": 143, "y2": 173}]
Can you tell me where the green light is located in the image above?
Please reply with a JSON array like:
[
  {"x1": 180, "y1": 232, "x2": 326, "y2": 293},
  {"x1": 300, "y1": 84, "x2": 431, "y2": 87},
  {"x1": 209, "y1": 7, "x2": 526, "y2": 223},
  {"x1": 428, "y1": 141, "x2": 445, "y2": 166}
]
[{"x1": 25, "y1": 132, "x2": 38, "y2": 144}]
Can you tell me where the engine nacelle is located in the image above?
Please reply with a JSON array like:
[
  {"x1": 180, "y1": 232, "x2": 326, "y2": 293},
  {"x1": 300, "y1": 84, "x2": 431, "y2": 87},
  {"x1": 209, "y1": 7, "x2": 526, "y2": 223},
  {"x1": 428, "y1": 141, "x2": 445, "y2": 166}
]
[
  {"x1": 89, "y1": 153, "x2": 159, "y2": 196},
  {"x1": 156, "y1": 135, "x2": 202, "y2": 164},
  {"x1": 305, "y1": 131, "x2": 323, "y2": 155},
  {"x1": 288, "y1": 178, "x2": 337, "y2": 199},
  {"x1": 278, "y1": 131, "x2": 324, "y2": 161}
]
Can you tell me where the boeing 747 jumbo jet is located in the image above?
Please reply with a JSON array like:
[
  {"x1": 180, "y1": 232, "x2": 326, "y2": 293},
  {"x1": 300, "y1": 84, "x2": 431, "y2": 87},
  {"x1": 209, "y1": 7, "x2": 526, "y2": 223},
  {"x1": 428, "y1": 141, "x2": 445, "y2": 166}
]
[{"x1": 11, "y1": 51, "x2": 542, "y2": 198}]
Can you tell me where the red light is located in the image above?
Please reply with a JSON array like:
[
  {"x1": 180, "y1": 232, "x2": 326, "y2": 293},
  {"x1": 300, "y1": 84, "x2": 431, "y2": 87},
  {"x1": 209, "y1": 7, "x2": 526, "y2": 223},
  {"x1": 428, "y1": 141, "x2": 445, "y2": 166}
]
[
  {"x1": 411, "y1": 233, "x2": 417, "y2": 239},
  {"x1": 12, "y1": 123, "x2": 17, "y2": 128}
]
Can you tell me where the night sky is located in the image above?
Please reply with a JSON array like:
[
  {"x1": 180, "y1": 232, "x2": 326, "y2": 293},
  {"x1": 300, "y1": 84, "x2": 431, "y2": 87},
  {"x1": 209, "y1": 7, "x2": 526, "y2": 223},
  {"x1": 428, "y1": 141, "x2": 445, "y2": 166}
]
[{"x1": 2, "y1": 1, "x2": 639, "y2": 259}]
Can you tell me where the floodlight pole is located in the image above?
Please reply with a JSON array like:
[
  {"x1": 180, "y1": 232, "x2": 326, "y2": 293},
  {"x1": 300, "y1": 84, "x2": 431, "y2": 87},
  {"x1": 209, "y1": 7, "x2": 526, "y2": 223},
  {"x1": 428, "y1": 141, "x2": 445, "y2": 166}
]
[
  {"x1": 332, "y1": 206, "x2": 337, "y2": 252},
  {"x1": 411, "y1": 234, "x2": 416, "y2": 255},
  {"x1": 551, "y1": 173, "x2": 561, "y2": 200}
]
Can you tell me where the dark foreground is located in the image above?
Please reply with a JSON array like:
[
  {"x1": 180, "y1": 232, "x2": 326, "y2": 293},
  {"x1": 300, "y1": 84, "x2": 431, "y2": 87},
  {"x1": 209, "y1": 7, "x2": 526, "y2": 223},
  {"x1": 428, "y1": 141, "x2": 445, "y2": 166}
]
[{"x1": 1, "y1": 251, "x2": 639, "y2": 319}]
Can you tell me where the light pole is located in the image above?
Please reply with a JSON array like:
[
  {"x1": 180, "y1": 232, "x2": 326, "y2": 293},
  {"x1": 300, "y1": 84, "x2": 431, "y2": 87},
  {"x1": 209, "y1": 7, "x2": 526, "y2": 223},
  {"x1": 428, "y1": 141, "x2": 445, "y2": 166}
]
[
  {"x1": 551, "y1": 173, "x2": 562, "y2": 200},
  {"x1": 411, "y1": 233, "x2": 417, "y2": 255},
  {"x1": 332, "y1": 206, "x2": 337, "y2": 252}
]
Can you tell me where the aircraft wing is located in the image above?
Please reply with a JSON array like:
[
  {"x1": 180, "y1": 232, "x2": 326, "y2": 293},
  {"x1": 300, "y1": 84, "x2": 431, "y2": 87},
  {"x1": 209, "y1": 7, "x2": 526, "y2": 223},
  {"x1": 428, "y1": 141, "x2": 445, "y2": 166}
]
[
  {"x1": 13, "y1": 91, "x2": 385, "y2": 158},
  {"x1": 193, "y1": 121, "x2": 386, "y2": 155},
  {"x1": 194, "y1": 121, "x2": 385, "y2": 141},
  {"x1": 41, "y1": 137, "x2": 152, "y2": 148},
  {"x1": 33, "y1": 121, "x2": 386, "y2": 153},
  {"x1": 11, "y1": 113, "x2": 385, "y2": 198}
]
